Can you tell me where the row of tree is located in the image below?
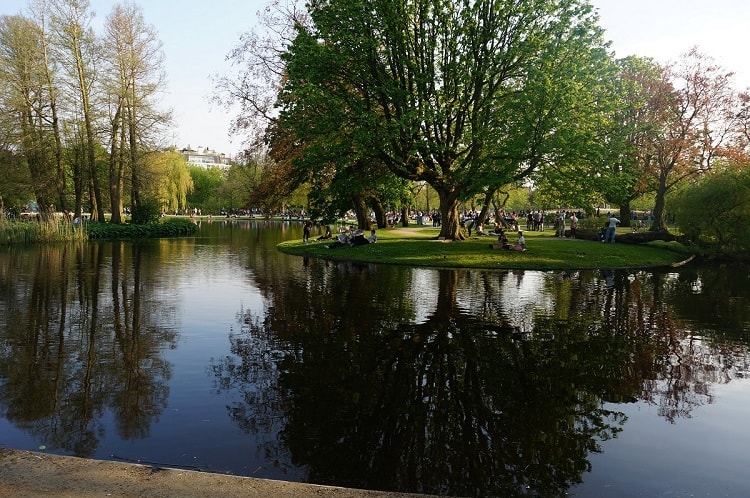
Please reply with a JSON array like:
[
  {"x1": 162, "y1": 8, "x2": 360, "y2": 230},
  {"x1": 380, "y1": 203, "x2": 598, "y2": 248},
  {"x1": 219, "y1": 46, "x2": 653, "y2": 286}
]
[
  {"x1": 215, "y1": 0, "x2": 750, "y2": 240},
  {"x1": 4, "y1": 0, "x2": 750, "y2": 241},
  {"x1": 0, "y1": 0, "x2": 171, "y2": 223}
]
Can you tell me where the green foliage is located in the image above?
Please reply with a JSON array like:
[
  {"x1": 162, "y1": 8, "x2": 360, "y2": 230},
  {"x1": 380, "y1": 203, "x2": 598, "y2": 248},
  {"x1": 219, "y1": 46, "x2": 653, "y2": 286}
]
[
  {"x1": 595, "y1": 56, "x2": 664, "y2": 210},
  {"x1": 279, "y1": 0, "x2": 615, "y2": 239},
  {"x1": 130, "y1": 199, "x2": 161, "y2": 224},
  {"x1": 86, "y1": 219, "x2": 197, "y2": 240},
  {"x1": 0, "y1": 149, "x2": 34, "y2": 209},
  {"x1": 670, "y1": 169, "x2": 750, "y2": 251},
  {"x1": 187, "y1": 166, "x2": 225, "y2": 213},
  {"x1": 630, "y1": 193, "x2": 656, "y2": 212}
]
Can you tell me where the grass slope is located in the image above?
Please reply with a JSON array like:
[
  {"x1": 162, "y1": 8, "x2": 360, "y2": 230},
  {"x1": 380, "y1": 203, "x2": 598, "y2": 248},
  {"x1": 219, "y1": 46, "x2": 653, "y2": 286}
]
[{"x1": 277, "y1": 226, "x2": 691, "y2": 270}]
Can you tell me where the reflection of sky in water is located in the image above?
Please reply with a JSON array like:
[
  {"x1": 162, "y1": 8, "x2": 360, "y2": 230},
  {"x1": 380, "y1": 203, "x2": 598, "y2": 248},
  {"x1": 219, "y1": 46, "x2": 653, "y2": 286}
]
[
  {"x1": 151, "y1": 245, "x2": 265, "y2": 322},
  {"x1": 498, "y1": 271, "x2": 553, "y2": 333},
  {"x1": 411, "y1": 269, "x2": 552, "y2": 330},
  {"x1": 576, "y1": 379, "x2": 750, "y2": 496},
  {"x1": 127, "y1": 242, "x2": 290, "y2": 478},
  {"x1": 408, "y1": 269, "x2": 439, "y2": 324}
]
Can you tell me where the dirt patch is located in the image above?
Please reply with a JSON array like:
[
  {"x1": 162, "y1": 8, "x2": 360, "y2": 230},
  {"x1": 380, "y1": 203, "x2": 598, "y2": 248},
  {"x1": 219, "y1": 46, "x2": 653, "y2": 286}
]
[{"x1": 0, "y1": 448, "x2": 431, "y2": 498}]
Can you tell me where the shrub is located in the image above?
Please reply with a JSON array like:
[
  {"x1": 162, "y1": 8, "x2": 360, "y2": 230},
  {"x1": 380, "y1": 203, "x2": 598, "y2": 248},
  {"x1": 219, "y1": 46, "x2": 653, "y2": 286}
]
[
  {"x1": 130, "y1": 199, "x2": 161, "y2": 225},
  {"x1": 86, "y1": 219, "x2": 197, "y2": 240},
  {"x1": 671, "y1": 169, "x2": 750, "y2": 251}
]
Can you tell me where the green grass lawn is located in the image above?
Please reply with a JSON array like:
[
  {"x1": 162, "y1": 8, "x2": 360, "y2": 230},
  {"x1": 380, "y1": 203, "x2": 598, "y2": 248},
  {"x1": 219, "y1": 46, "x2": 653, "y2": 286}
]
[{"x1": 278, "y1": 226, "x2": 692, "y2": 270}]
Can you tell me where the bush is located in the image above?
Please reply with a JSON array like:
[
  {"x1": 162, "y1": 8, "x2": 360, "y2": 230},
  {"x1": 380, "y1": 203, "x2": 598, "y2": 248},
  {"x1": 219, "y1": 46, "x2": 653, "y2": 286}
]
[
  {"x1": 130, "y1": 199, "x2": 161, "y2": 225},
  {"x1": 86, "y1": 219, "x2": 197, "y2": 240},
  {"x1": 671, "y1": 169, "x2": 750, "y2": 251}
]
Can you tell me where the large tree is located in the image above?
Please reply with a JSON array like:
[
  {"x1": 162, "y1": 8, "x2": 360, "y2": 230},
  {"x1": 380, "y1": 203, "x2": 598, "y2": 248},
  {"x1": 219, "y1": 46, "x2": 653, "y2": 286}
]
[
  {"x1": 46, "y1": 0, "x2": 105, "y2": 221},
  {"x1": 278, "y1": 0, "x2": 614, "y2": 239},
  {"x1": 0, "y1": 14, "x2": 59, "y2": 215},
  {"x1": 591, "y1": 56, "x2": 667, "y2": 226},
  {"x1": 216, "y1": 2, "x2": 411, "y2": 224},
  {"x1": 644, "y1": 48, "x2": 741, "y2": 232},
  {"x1": 145, "y1": 149, "x2": 193, "y2": 214},
  {"x1": 102, "y1": 2, "x2": 168, "y2": 224}
]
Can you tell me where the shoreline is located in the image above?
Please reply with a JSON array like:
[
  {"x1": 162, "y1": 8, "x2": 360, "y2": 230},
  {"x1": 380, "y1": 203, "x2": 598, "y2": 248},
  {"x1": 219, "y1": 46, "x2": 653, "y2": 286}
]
[{"x1": 0, "y1": 448, "x2": 432, "y2": 498}]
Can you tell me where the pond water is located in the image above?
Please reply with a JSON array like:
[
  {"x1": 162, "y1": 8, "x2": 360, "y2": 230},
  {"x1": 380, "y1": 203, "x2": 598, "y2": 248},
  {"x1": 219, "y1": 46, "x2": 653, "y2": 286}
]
[{"x1": 1, "y1": 220, "x2": 749, "y2": 497}]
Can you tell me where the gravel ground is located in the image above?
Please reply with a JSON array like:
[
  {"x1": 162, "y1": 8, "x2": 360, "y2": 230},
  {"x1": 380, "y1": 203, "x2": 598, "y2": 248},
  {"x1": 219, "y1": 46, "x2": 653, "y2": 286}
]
[{"x1": 0, "y1": 449, "x2": 433, "y2": 498}]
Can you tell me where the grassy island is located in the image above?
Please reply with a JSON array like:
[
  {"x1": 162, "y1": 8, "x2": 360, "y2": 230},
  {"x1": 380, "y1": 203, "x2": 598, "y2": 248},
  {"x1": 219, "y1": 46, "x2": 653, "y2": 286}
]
[{"x1": 277, "y1": 226, "x2": 692, "y2": 270}]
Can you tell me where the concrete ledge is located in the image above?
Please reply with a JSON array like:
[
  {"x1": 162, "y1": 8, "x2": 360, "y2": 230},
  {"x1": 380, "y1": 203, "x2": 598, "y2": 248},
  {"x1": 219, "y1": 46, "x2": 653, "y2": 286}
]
[{"x1": 0, "y1": 448, "x2": 431, "y2": 498}]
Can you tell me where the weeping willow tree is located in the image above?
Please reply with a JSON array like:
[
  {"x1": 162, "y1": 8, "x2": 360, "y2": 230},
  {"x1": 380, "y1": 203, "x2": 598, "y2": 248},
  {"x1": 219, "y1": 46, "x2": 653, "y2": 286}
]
[{"x1": 145, "y1": 149, "x2": 193, "y2": 214}]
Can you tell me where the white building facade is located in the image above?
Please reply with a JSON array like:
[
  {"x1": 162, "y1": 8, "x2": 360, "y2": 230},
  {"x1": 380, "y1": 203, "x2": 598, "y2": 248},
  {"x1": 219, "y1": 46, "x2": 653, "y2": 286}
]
[{"x1": 180, "y1": 146, "x2": 232, "y2": 171}]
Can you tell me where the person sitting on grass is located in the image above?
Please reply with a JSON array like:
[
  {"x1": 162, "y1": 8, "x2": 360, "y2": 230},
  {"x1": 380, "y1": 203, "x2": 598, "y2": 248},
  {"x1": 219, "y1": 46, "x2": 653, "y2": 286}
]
[
  {"x1": 510, "y1": 230, "x2": 526, "y2": 251},
  {"x1": 317, "y1": 225, "x2": 332, "y2": 240},
  {"x1": 349, "y1": 230, "x2": 369, "y2": 246},
  {"x1": 326, "y1": 232, "x2": 349, "y2": 248},
  {"x1": 497, "y1": 229, "x2": 510, "y2": 249},
  {"x1": 367, "y1": 229, "x2": 377, "y2": 243}
]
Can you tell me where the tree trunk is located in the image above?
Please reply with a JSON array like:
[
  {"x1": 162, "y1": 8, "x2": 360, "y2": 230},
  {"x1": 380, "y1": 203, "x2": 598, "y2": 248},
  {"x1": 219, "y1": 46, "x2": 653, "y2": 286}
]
[
  {"x1": 437, "y1": 188, "x2": 464, "y2": 240},
  {"x1": 88, "y1": 175, "x2": 98, "y2": 221},
  {"x1": 86, "y1": 130, "x2": 105, "y2": 222},
  {"x1": 108, "y1": 104, "x2": 124, "y2": 224},
  {"x1": 650, "y1": 173, "x2": 670, "y2": 232},
  {"x1": 477, "y1": 188, "x2": 496, "y2": 228},
  {"x1": 72, "y1": 139, "x2": 85, "y2": 220},
  {"x1": 42, "y1": 35, "x2": 67, "y2": 214},
  {"x1": 76, "y1": 70, "x2": 104, "y2": 221},
  {"x1": 371, "y1": 196, "x2": 387, "y2": 229},
  {"x1": 129, "y1": 105, "x2": 141, "y2": 212},
  {"x1": 351, "y1": 194, "x2": 372, "y2": 230},
  {"x1": 618, "y1": 200, "x2": 631, "y2": 228}
]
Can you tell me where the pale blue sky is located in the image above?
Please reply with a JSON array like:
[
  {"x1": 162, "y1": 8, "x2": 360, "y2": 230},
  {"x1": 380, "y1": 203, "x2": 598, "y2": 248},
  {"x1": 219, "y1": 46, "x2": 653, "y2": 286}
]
[
  {"x1": 595, "y1": 0, "x2": 750, "y2": 83},
  {"x1": 2, "y1": 0, "x2": 749, "y2": 157},
  {"x1": 1, "y1": 0, "x2": 268, "y2": 156}
]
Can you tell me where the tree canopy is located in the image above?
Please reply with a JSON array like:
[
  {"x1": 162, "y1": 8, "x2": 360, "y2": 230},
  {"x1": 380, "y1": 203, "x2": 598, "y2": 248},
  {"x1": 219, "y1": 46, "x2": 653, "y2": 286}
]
[
  {"x1": 0, "y1": 0, "x2": 170, "y2": 223},
  {"x1": 276, "y1": 0, "x2": 615, "y2": 239}
]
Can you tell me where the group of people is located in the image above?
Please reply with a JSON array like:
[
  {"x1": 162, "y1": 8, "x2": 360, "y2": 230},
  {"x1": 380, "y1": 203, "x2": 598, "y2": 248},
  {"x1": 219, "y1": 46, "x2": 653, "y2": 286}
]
[
  {"x1": 553, "y1": 210, "x2": 579, "y2": 238},
  {"x1": 494, "y1": 212, "x2": 621, "y2": 248},
  {"x1": 324, "y1": 225, "x2": 378, "y2": 248},
  {"x1": 303, "y1": 222, "x2": 379, "y2": 246},
  {"x1": 303, "y1": 210, "x2": 621, "y2": 253},
  {"x1": 494, "y1": 228, "x2": 526, "y2": 251}
]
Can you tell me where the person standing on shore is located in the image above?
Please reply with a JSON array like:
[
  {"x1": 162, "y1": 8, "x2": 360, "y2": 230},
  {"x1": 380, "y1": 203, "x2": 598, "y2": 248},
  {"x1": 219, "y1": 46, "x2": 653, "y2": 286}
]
[
  {"x1": 569, "y1": 212, "x2": 578, "y2": 238},
  {"x1": 555, "y1": 211, "x2": 566, "y2": 237},
  {"x1": 303, "y1": 220, "x2": 312, "y2": 242},
  {"x1": 605, "y1": 215, "x2": 620, "y2": 243}
]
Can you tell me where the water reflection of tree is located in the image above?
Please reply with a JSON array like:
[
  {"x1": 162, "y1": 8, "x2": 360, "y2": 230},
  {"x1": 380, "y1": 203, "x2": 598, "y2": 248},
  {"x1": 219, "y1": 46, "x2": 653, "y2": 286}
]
[
  {"x1": 556, "y1": 268, "x2": 750, "y2": 424},
  {"x1": 219, "y1": 263, "x2": 634, "y2": 496},
  {"x1": 220, "y1": 247, "x2": 750, "y2": 496},
  {"x1": 0, "y1": 242, "x2": 177, "y2": 456}
]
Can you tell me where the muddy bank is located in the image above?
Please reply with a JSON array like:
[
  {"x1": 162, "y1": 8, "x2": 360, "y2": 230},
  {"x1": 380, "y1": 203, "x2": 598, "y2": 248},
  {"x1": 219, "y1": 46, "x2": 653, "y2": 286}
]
[{"x1": 0, "y1": 449, "x2": 432, "y2": 497}]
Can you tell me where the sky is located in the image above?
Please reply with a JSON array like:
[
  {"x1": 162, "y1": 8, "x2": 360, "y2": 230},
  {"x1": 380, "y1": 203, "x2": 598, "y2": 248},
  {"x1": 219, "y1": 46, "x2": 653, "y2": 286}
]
[{"x1": 2, "y1": 0, "x2": 750, "y2": 158}]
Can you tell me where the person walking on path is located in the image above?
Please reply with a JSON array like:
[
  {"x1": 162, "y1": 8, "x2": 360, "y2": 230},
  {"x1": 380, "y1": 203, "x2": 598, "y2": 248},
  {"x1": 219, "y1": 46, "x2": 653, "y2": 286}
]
[{"x1": 605, "y1": 215, "x2": 620, "y2": 243}]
